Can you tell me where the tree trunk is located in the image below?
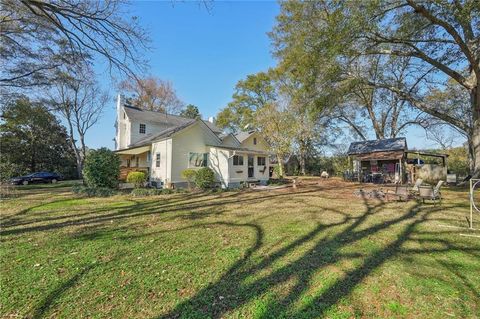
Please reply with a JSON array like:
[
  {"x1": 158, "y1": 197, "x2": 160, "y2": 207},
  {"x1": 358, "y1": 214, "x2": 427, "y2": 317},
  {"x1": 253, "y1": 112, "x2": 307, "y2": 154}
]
[
  {"x1": 299, "y1": 139, "x2": 307, "y2": 176},
  {"x1": 30, "y1": 141, "x2": 36, "y2": 173},
  {"x1": 66, "y1": 119, "x2": 83, "y2": 179},
  {"x1": 471, "y1": 86, "x2": 480, "y2": 177},
  {"x1": 276, "y1": 154, "x2": 284, "y2": 178}
]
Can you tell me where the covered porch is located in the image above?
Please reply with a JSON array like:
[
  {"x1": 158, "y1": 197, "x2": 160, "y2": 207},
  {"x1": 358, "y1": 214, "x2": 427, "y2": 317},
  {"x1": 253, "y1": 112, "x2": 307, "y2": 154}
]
[
  {"x1": 351, "y1": 150, "x2": 405, "y2": 184},
  {"x1": 115, "y1": 145, "x2": 151, "y2": 181}
]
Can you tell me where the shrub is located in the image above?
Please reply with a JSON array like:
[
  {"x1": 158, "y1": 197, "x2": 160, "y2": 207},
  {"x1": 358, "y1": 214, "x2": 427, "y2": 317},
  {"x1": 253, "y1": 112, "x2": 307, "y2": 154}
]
[
  {"x1": 72, "y1": 185, "x2": 116, "y2": 197},
  {"x1": 181, "y1": 169, "x2": 197, "y2": 190},
  {"x1": 130, "y1": 188, "x2": 175, "y2": 197},
  {"x1": 126, "y1": 171, "x2": 146, "y2": 188},
  {"x1": 194, "y1": 167, "x2": 215, "y2": 190},
  {"x1": 82, "y1": 148, "x2": 120, "y2": 188}
]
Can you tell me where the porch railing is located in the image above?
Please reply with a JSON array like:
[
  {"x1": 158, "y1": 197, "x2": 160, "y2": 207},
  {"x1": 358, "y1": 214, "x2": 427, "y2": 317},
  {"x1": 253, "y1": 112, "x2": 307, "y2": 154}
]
[{"x1": 119, "y1": 167, "x2": 149, "y2": 181}]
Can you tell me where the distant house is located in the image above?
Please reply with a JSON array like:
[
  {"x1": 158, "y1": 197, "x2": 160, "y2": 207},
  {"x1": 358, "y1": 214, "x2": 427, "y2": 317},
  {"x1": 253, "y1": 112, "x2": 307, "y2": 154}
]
[
  {"x1": 114, "y1": 95, "x2": 270, "y2": 188},
  {"x1": 347, "y1": 137, "x2": 448, "y2": 183}
]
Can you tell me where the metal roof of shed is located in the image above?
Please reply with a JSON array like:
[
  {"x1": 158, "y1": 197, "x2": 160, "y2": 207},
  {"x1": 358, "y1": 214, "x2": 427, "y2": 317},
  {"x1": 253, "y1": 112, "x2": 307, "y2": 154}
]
[{"x1": 347, "y1": 137, "x2": 407, "y2": 155}]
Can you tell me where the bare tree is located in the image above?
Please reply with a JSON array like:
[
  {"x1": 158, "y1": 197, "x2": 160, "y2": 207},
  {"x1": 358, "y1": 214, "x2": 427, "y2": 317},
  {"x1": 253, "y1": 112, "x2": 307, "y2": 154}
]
[
  {"x1": 424, "y1": 123, "x2": 458, "y2": 150},
  {"x1": 119, "y1": 76, "x2": 184, "y2": 114},
  {"x1": 50, "y1": 70, "x2": 108, "y2": 178},
  {"x1": 1, "y1": 0, "x2": 149, "y2": 91},
  {"x1": 333, "y1": 56, "x2": 428, "y2": 141}
]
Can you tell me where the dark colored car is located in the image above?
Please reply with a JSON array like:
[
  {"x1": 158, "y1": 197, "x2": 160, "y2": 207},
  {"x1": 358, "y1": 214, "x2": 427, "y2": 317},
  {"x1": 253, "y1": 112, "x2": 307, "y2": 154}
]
[{"x1": 10, "y1": 172, "x2": 62, "y2": 185}]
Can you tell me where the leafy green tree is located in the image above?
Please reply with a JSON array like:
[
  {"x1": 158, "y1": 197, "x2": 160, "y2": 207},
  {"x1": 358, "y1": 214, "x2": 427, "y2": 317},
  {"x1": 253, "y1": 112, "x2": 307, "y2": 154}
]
[
  {"x1": 0, "y1": 97, "x2": 77, "y2": 179},
  {"x1": 83, "y1": 148, "x2": 120, "y2": 188},
  {"x1": 445, "y1": 146, "x2": 469, "y2": 177},
  {"x1": 271, "y1": 0, "x2": 480, "y2": 176},
  {"x1": 255, "y1": 103, "x2": 295, "y2": 178},
  {"x1": 216, "y1": 71, "x2": 276, "y2": 132},
  {"x1": 179, "y1": 104, "x2": 201, "y2": 119}
]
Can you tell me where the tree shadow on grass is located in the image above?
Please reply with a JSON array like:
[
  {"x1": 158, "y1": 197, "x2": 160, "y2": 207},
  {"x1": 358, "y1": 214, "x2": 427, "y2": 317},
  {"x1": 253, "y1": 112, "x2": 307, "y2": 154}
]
[
  {"x1": 1, "y1": 187, "x2": 327, "y2": 236},
  {"x1": 152, "y1": 194, "x2": 477, "y2": 319},
  {"x1": 30, "y1": 259, "x2": 113, "y2": 319}
]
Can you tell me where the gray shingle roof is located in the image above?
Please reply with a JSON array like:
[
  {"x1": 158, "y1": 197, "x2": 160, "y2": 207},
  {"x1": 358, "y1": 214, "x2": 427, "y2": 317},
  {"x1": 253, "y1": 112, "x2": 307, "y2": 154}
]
[
  {"x1": 123, "y1": 105, "x2": 222, "y2": 133},
  {"x1": 234, "y1": 130, "x2": 256, "y2": 143},
  {"x1": 347, "y1": 137, "x2": 407, "y2": 155}
]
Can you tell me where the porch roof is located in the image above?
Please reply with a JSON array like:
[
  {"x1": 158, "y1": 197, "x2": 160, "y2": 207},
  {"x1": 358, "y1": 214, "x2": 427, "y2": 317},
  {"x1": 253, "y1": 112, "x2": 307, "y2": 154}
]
[
  {"x1": 115, "y1": 145, "x2": 150, "y2": 155},
  {"x1": 355, "y1": 150, "x2": 404, "y2": 160}
]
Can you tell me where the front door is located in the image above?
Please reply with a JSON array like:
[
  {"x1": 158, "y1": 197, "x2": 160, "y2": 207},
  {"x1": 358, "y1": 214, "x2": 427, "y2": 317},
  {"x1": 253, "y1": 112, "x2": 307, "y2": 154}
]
[{"x1": 248, "y1": 155, "x2": 254, "y2": 178}]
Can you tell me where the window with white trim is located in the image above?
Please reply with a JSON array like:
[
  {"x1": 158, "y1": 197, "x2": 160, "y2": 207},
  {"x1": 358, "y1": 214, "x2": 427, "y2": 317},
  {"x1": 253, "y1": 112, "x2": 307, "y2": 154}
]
[
  {"x1": 257, "y1": 156, "x2": 266, "y2": 166},
  {"x1": 139, "y1": 123, "x2": 146, "y2": 134},
  {"x1": 233, "y1": 155, "x2": 244, "y2": 166},
  {"x1": 189, "y1": 152, "x2": 208, "y2": 167},
  {"x1": 155, "y1": 153, "x2": 160, "y2": 168}
]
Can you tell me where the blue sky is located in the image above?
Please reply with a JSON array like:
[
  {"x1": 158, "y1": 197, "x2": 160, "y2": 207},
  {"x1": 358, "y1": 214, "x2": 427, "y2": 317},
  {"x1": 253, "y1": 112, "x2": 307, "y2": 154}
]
[
  {"x1": 88, "y1": 1, "x2": 279, "y2": 149},
  {"x1": 87, "y1": 1, "x2": 464, "y2": 151}
]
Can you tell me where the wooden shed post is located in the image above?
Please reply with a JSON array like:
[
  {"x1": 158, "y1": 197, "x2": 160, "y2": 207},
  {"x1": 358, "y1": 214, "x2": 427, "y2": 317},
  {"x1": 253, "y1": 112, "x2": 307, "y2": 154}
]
[{"x1": 399, "y1": 158, "x2": 403, "y2": 184}]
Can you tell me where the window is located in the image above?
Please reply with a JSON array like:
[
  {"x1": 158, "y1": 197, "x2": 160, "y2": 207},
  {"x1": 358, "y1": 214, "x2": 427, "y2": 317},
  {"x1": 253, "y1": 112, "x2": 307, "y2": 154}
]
[
  {"x1": 136, "y1": 157, "x2": 139, "y2": 167},
  {"x1": 156, "y1": 153, "x2": 161, "y2": 168},
  {"x1": 253, "y1": 137, "x2": 257, "y2": 145},
  {"x1": 189, "y1": 152, "x2": 208, "y2": 167},
  {"x1": 257, "y1": 156, "x2": 266, "y2": 166},
  {"x1": 139, "y1": 123, "x2": 146, "y2": 134},
  {"x1": 147, "y1": 151, "x2": 151, "y2": 162},
  {"x1": 123, "y1": 112, "x2": 126, "y2": 119},
  {"x1": 126, "y1": 159, "x2": 131, "y2": 168},
  {"x1": 233, "y1": 155, "x2": 244, "y2": 166}
]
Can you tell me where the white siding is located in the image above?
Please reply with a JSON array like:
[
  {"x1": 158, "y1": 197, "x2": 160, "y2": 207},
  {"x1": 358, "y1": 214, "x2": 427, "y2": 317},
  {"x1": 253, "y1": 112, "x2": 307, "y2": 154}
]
[
  {"x1": 209, "y1": 147, "x2": 230, "y2": 187},
  {"x1": 150, "y1": 139, "x2": 172, "y2": 183},
  {"x1": 170, "y1": 123, "x2": 219, "y2": 183},
  {"x1": 129, "y1": 120, "x2": 176, "y2": 147},
  {"x1": 228, "y1": 153, "x2": 269, "y2": 183},
  {"x1": 254, "y1": 154, "x2": 270, "y2": 181},
  {"x1": 229, "y1": 154, "x2": 247, "y2": 182},
  {"x1": 125, "y1": 120, "x2": 132, "y2": 147},
  {"x1": 240, "y1": 133, "x2": 269, "y2": 151}
]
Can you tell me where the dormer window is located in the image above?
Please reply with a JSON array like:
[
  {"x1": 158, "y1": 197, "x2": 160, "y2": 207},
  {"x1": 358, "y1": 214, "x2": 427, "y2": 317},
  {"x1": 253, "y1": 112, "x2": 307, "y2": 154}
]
[{"x1": 139, "y1": 123, "x2": 146, "y2": 134}]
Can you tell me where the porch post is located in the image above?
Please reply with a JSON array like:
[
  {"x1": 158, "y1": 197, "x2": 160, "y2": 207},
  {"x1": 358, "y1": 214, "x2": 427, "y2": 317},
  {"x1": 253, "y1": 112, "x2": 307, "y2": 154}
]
[{"x1": 399, "y1": 158, "x2": 402, "y2": 184}]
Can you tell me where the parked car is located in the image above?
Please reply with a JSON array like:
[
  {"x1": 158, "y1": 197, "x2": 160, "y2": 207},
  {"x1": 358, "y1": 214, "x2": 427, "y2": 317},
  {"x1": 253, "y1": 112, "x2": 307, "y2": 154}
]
[{"x1": 10, "y1": 172, "x2": 62, "y2": 185}]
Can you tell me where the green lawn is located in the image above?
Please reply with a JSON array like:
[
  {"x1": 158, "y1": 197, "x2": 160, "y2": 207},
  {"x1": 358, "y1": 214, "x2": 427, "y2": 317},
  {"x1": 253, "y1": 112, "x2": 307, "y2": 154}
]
[{"x1": 1, "y1": 179, "x2": 479, "y2": 318}]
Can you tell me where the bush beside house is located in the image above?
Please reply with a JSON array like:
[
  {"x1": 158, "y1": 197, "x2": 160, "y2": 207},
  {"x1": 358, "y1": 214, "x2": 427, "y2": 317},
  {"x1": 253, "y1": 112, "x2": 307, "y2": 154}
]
[
  {"x1": 126, "y1": 171, "x2": 146, "y2": 188},
  {"x1": 82, "y1": 148, "x2": 120, "y2": 189},
  {"x1": 194, "y1": 167, "x2": 215, "y2": 190},
  {"x1": 181, "y1": 169, "x2": 197, "y2": 190}
]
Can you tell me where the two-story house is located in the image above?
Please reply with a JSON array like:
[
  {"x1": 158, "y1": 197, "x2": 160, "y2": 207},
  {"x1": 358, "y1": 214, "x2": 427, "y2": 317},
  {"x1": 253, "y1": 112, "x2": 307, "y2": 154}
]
[{"x1": 114, "y1": 95, "x2": 271, "y2": 188}]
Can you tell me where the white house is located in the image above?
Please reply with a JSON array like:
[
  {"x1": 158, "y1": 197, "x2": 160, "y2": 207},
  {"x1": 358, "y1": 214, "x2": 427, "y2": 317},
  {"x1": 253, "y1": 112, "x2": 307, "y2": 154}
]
[{"x1": 114, "y1": 95, "x2": 271, "y2": 188}]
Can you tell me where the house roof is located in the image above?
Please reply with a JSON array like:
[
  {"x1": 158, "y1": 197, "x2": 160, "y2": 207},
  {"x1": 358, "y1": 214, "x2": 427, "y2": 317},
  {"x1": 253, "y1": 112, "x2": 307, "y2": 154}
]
[
  {"x1": 128, "y1": 120, "x2": 196, "y2": 148},
  {"x1": 234, "y1": 130, "x2": 256, "y2": 143},
  {"x1": 347, "y1": 137, "x2": 407, "y2": 155},
  {"x1": 123, "y1": 105, "x2": 222, "y2": 133}
]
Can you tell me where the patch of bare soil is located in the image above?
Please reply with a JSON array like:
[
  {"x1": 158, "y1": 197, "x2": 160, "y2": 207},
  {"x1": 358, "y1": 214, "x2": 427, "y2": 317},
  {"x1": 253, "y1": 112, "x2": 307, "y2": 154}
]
[{"x1": 275, "y1": 177, "x2": 396, "y2": 201}]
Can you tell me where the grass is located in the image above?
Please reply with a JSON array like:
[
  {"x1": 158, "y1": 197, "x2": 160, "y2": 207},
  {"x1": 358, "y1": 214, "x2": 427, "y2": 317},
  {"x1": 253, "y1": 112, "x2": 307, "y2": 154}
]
[{"x1": 1, "y1": 178, "x2": 479, "y2": 318}]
